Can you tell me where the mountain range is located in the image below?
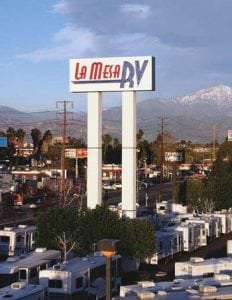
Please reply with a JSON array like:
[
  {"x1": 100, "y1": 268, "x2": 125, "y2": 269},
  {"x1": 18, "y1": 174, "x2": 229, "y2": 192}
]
[{"x1": 1, "y1": 84, "x2": 232, "y2": 143}]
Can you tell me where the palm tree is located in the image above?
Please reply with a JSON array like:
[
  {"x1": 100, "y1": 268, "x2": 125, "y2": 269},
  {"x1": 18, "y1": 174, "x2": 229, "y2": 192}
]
[
  {"x1": 31, "y1": 128, "x2": 42, "y2": 161},
  {"x1": 16, "y1": 128, "x2": 26, "y2": 147},
  {"x1": 42, "y1": 130, "x2": 53, "y2": 153},
  {"x1": 6, "y1": 127, "x2": 16, "y2": 144},
  {"x1": 6, "y1": 127, "x2": 16, "y2": 171},
  {"x1": 102, "y1": 133, "x2": 112, "y2": 164}
]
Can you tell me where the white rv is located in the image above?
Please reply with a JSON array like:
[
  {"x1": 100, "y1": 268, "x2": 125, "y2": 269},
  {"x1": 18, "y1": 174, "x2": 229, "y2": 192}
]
[
  {"x1": 0, "y1": 225, "x2": 37, "y2": 256},
  {"x1": 118, "y1": 275, "x2": 232, "y2": 300},
  {"x1": 0, "y1": 248, "x2": 60, "y2": 288},
  {"x1": 147, "y1": 230, "x2": 183, "y2": 265},
  {"x1": 0, "y1": 282, "x2": 46, "y2": 300},
  {"x1": 176, "y1": 222, "x2": 202, "y2": 252},
  {"x1": 39, "y1": 252, "x2": 121, "y2": 297},
  {"x1": 175, "y1": 256, "x2": 232, "y2": 279}
]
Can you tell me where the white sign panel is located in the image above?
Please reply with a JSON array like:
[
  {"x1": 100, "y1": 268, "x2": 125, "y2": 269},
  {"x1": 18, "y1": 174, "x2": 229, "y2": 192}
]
[
  {"x1": 165, "y1": 152, "x2": 184, "y2": 162},
  {"x1": 65, "y1": 149, "x2": 76, "y2": 158},
  {"x1": 228, "y1": 130, "x2": 232, "y2": 141},
  {"x1": 69, "y1": 56, "x2": 155, "y2": 92}
]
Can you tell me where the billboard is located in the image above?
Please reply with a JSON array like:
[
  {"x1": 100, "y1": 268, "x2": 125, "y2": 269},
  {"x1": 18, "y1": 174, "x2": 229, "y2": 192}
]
[
  {"x1": 70, "y1": 56, "x2": 155, "y2": 92},
  {"x1": 65, "y1": 148, "x2": 87, "y2": 158},
  {"x1": 0, "y1": 137, "x2": 7, "y2": 148},
  {"x1": 228, "y1": 130, "x2": 232, "y2": 141},
  {"x1": 165, "y1": 151, "x2": 184, "y2": 162}
]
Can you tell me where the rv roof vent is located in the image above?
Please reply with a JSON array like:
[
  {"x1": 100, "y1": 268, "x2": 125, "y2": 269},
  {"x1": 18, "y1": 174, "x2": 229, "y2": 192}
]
[
  {"x1": 137, "y1": 291, "x2": 154, "y2": 299},
  {"x1": 214, "y1": 273, "x2": 230, "y2": 281},
  {"x1": 4, "y1": 227, "x2": 13, "y2": 231},
  {"x1": 199, "y1": 285, "x2": 217, "y2": 294},
  {"x1": 53, "y1": 264, "x2": 64, "y2": 271},
  {"x1": 18, "y1": 225, "x2": 27, "y2": 228},
  {"x1": 94, "y1": 252, "x2": 102, "y2": 257},
  {"x1": 138, "y1": 281, "x2": 155, "y2": 288},
  {"x1": 35, "y1": 248, "x2": 47, "y2": 253},
  {"x1": 157, "y1": 291, "x2": 167, "y2": 296},
  {"x1": 11, "y1": 282, "x2": 26, "y2": 289},
  {"x1": 6, "y1": 256, "x2": 20, "y2": 262},
  {"x1": 82, "y1": 257, "x2": 88, "y2": 261},
  {"x1": 190, "y1": 257, "x2": 204, "y2": 263}
]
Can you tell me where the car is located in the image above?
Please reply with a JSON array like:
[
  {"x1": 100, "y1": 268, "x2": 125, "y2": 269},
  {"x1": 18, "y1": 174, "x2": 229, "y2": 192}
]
[
  {"x1": 114, "y1": 182, "x2": 122, "y2": 189},
  {"x1": 103, "y1": 183, "x2": 117, "y2": 190},
  {"x1": 29, "y1": 203, "x2": 38, "y2": 209}
]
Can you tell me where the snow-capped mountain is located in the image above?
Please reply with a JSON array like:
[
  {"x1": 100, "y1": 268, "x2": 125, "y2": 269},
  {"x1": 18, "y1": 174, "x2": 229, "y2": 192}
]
[
  {"x1": 1, "y1": 84, "x2": 232, "y2": 143},
  {"x1": 177, "y1": 85, "x2": 232, "y2": 107}
]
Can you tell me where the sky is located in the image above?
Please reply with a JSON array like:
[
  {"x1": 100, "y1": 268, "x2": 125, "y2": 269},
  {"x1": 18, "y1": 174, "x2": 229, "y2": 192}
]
[{"x1": 0, "y1": 0, "x2": 232, "y2": 112}]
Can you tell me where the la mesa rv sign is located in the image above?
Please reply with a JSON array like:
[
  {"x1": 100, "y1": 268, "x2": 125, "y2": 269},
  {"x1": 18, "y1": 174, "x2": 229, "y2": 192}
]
[{"x1": 69, "y1": 56, "x2": 155, "y2": 92}]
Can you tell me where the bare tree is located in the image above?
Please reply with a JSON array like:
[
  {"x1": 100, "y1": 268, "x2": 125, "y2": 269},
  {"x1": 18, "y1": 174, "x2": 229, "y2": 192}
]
[{"x1": 57, "y1": 231, "x2": 77, "y2": 261}]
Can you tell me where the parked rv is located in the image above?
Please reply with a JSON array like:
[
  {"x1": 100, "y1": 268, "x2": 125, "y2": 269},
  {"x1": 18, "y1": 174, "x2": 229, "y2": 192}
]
[
  {"x1": 0, "y1": 225, "x2": 37, "y2": 256},
  {"x1": 39, "y1": 252, "x2": 121, "y2": 298},
  {"x1": 0, "y1": 282, "x2": 46, "y2": 300},
  {"x1": 0, "y1": 248, "x2": 60, "y2": 288}
]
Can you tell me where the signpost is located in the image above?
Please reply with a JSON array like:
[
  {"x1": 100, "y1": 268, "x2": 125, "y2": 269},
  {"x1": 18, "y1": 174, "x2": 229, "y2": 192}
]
[{"x1": 70, "y1": 56, "x2": 155, "y2": 218}]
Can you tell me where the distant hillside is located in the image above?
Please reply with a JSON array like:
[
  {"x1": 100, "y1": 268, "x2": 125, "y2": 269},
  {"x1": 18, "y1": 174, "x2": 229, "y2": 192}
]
[{"x1": 0, "y1": 84, "x2": 232, "y2": 143}]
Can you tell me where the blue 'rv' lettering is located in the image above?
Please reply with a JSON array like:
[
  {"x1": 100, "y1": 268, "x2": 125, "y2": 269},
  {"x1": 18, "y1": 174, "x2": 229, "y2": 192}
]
[{"x1": 120, "y1": 60, "x2": 148, "y2": 88}]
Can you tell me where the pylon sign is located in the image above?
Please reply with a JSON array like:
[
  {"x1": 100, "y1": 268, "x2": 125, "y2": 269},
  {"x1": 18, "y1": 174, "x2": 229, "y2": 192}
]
[{"x1": 70, "y1": 56, "x2": 155, "y2": 92}]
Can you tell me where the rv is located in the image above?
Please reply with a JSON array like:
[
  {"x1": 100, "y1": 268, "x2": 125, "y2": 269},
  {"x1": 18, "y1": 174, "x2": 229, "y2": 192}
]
[
  {"x1": 0, "y1": 248, "x2": 60, "y2": 288},
  {"x1": 118, "y1": 275, "x2": 232, "y2": 299},
  {"x1": 39, "y1": 252, "x2": 121, "y2": 297},
  {"x1": 0, "y1": 225, "x2": 37, "y2": 256},
  {"x1": 175, "y1": 256, "x2": 232, "y2": 279},
  {"x1": 147, "y1": 230, "x2": 183, "y2": 265},
  {"x1": 0, "y1": 282, "x2": 46, "y2": 300}
]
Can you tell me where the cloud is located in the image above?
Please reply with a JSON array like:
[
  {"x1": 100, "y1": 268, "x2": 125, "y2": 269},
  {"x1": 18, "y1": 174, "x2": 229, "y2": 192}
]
[
  {"x1": 120, "y1": 4, "x2": 151, "y2": 19},
  {"x1": 15, "y1": 0, "x2": 232, "y2": 98},
  {"x1": 16, "y1": 25, "x2": 99, "y2": 62}
]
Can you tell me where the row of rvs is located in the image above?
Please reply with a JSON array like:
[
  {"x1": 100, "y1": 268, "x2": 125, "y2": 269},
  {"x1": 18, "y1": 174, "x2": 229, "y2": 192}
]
[
  {"x1": 116, "y1": 274, "x2": 232, "y2": 300},
  {"x1": 0, "y1": 246, "x2": 121, "y2": 298},
  {"x1": 147, "y1": 202, "x2": 232, "y2": 265}
]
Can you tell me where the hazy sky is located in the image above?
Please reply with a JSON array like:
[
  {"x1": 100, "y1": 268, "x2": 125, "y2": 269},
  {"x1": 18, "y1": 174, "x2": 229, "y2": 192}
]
[{"x1": 0, "y1": 0, "x2": 232, "y2": 111}]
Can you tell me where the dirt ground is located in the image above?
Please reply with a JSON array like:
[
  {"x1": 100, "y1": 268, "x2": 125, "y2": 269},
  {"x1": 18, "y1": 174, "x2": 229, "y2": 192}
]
[{"x1": 122, "y1": 231, "x2": 232, "y2": 285}]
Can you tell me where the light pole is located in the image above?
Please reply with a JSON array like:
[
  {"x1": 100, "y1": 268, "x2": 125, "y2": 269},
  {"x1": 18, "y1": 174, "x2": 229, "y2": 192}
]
[{"x1": 98, "y1": 239, "x2": 120, "y2": 300}]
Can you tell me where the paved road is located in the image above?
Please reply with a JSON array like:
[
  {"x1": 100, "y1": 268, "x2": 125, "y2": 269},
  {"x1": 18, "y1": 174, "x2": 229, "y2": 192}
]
[{"x1": 105, "y1": 181, "x2": 173, "y2": 207}]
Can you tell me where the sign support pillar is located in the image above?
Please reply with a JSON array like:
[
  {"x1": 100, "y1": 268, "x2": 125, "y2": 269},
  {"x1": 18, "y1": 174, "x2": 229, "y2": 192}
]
[
  {"x1": 122, "y1": 91, "x2": 137, "y2": 218},
  {"x1": 87, "y1": 92, "x2": 102, "y2": 209}
]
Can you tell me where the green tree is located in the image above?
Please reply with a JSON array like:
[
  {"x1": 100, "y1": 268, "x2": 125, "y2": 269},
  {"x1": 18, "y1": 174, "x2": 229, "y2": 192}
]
[
  {"x1": 36, "y1": 207, "x2": 79, "y2": 260},
  {"x1": 77, "y1": 205, "x2": 122, "y2": 255},
  {"x1": 120, "y1": 218, "x2": 155, "y2": 266}
]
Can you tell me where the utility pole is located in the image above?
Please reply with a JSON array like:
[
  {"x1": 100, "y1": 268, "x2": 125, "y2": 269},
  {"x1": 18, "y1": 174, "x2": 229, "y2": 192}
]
[
  {"x1": 159, "y1": 117, "x2": 164, "y2": 203},
  {"x1": 212, "y1": 124, "x2": 216, "y2": 161},
  {"x1": 56, "y1": 101, "x2": 73, "y2": 203}
]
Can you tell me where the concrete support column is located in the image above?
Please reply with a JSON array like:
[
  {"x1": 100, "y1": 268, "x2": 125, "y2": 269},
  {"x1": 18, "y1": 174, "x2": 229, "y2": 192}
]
[
  {"x1": 87, "y1": 92, "x2": 102, "y2": 209},
  {"x1": 122, "y1": 91, "x2": 137, "y2": 218}
]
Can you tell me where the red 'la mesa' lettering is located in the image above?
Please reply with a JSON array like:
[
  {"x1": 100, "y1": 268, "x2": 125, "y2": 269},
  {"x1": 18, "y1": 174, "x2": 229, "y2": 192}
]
[
  {"x1": 90, "y1": 62, "x2": 120, "y2": 79},
  {"x1": 74, "y1": 62, "x2": 121, "y2": 80},
  {"x1": 75, "y1": 63, "x2": 87, "y2": 80}
]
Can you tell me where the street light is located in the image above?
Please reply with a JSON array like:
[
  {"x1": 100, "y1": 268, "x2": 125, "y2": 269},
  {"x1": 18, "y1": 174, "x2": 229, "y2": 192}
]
[{"x1": 98, "y1": 239, "x2": 120, "y2": 300}]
